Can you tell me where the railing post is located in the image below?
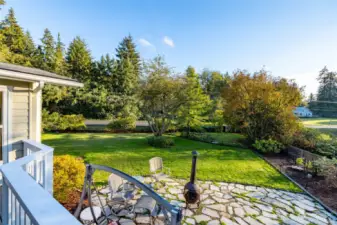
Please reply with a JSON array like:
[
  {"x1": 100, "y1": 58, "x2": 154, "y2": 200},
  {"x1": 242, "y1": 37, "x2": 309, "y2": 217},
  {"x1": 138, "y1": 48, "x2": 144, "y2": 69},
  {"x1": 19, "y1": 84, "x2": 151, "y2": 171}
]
[
  {"x1": 44, "y1": 150, "x2": 53, "y2": 194},
  {"x1": 2, "y1": 178, "x2": 9, "y2": 225}
]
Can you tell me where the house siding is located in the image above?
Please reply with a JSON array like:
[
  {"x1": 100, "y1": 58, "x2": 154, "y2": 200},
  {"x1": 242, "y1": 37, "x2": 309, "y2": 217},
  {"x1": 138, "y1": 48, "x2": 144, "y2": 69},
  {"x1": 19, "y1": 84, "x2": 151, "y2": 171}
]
[{"x1": 9, "y1": 85, "x2": 30, "y2": 161}]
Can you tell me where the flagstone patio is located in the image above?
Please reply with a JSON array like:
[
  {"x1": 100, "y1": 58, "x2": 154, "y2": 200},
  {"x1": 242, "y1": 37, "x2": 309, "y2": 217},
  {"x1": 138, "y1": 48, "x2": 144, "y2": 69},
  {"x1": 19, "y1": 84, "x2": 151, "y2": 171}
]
[{"x1": 92, "y1": 176, "x2": 337, "y2": 225}]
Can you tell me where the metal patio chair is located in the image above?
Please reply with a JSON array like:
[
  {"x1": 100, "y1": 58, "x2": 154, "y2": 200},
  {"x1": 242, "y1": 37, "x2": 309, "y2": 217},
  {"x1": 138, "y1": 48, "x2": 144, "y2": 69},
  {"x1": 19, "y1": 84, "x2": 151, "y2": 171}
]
[
  {"x1": 149, "y1": 157, "x2": 170, "y2": 182},
  {"x1": 107, "y1": 173, "x2": 135, "y2": 214}
]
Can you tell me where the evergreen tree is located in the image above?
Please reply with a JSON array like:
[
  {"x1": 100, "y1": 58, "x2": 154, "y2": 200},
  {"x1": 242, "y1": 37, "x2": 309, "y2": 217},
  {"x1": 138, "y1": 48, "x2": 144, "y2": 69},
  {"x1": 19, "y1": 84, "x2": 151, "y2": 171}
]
[
  {"x1": 23, "y1": 31, "x2": 35, "y2": 58},
  {"x1": 309, "y1": 93, "x2": 315, "y2": 102},
  {"x1": 39, "y1": 28, "x2": 56, "y2": 71},
  {"x1": 0, "y1": 0, "x2": 5, "y2": 10},
  {"x1": 317, "y1": 66, "x2": 337, "y2": 101},
  {"x1": 177, "y1": 66, "x2": 210, "y2": 135},
  {"x1": 66, "y1": 36, "x2": 92, "y2": 82},
  {"x1": 114, "y1": 35, "x2": 140, "y2": 95},
  {"x1": 54, "y1": 33, "x2": 67, "y2": 75},
  {"x1": 310, "y1": 67, "x2": 337, "y2": 117},
  {"x1": 0, "y1": 8, "x2": 25, "y2": 54}
]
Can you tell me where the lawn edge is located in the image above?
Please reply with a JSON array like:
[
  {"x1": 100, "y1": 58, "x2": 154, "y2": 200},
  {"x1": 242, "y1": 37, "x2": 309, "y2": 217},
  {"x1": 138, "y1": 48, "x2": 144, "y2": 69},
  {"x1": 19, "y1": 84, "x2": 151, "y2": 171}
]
[{"x1": 254, "y1": 150, "x2": 337, "y2": 217}]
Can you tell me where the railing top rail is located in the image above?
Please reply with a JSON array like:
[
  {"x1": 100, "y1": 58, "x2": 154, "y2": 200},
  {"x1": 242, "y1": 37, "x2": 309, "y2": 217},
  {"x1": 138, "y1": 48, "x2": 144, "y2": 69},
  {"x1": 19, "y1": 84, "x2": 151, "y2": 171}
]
[
  {"x1": 0, "y1": 139, "x2": 81, "y2": 225},
  {"x1": 7, "y1": 140, "x2": 53, "y2": 167}
]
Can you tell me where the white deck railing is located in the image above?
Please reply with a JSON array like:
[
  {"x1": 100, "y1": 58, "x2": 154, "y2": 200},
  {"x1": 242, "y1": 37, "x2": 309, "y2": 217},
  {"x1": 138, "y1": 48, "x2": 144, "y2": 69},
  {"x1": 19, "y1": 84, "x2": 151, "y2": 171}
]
[{"x1": 0, "y1": 139, "x2": 81, "y2": 225}]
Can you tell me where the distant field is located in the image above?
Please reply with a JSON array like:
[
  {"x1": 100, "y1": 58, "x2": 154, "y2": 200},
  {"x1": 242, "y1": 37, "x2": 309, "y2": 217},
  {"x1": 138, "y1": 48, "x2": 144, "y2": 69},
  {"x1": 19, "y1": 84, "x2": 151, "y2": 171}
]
[{"x1": 301, "y1": 118, "x2": 337, "y2": 126}]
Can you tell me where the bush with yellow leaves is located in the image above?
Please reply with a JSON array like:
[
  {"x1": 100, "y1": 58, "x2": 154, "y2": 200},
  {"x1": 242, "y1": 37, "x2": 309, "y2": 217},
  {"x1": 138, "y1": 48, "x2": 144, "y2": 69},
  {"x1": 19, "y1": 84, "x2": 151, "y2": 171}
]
[{"x1": 53, "y1": 155, "x2": 85, "y2": 203}]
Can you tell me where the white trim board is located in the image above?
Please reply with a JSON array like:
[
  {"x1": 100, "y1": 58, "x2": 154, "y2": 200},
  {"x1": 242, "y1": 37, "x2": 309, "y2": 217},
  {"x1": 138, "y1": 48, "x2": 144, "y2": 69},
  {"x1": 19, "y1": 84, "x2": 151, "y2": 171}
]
[{"x1": 0, "y1": 69, "x2": 83, "y2": 87}]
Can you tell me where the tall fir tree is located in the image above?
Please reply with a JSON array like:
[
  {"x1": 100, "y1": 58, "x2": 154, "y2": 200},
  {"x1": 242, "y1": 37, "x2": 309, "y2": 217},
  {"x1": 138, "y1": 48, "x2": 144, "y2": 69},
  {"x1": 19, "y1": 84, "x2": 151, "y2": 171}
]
[
  {"x1": 54, "y1": 33, "x2": 67, "y2": 75},
  {"x1": 38, "y1": 28, "x2": 56, "y2": 72},
  {"x1": 177, "y1": 66, "x2": 210, "y2": 135},
  {"x1": 310, "y1": 67, "x2": 337, "y2": 117},
  {"x1": 23, "y1": 31, "x2": 35, "y2": 58},
  {"x1": 114, "y1": 35, "x2": 140, "y2": 95},
  {"x1": 0, "y1": 0, "x2": 5, "y2": 10},
  {"x1": 66, "y1": 36, "x2": 92, "y2": 82},
  {"x1": 0, "y1": 8, "x2": 25, "y2": 54}
]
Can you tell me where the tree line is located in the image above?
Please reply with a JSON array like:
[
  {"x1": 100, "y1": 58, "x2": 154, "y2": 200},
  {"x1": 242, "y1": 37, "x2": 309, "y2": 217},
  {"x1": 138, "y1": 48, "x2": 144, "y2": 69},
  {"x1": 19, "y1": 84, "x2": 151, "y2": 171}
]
[
  {"x1": 0, "y1": 3, "x2": 304, "y2": 145},
  {"x1": 0, "y1": 4, "x2": 228, "y2": 124},
  {"x1": 309, "y1": 66, "x2": 337, "y2": 117}
]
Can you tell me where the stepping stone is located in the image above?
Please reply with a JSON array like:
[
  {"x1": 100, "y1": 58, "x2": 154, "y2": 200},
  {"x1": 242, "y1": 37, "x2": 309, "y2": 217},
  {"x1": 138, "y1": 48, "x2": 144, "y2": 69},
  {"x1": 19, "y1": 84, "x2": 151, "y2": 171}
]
[
  {"x1": 210, "y1": 185, "x2": 220, "y2": 191},
  {"x1": 214, "y1": 192, "x2": 223, "y2": 198},
  {"x1": 208, "y1": 220, "x2": 220, "y2": 225},
  {"x1": 305, "y1": 216, "x2": 328, "y2": 225},
  {"x1": 119, "y1": 219, "x2": 135, "y2": 225},
  {"x1": 234, "y1": 207, "x2": 245, "y2": 217},
  {"x1": 261, "y1": 211, "x2": 277, "y2": 219},
  {"x1": 275, "y1": 208, "x2": 288, "y2": 217},
  {"x1": 235, "y1": 184, "x2": 245, "y2": 189},
  {"x1": 183, "y1": 209, "x2": 194, "y2": 217},
  {"x1": 244, "y1": 216, "x2": 264, "y2": 225},
  {"x1": 221, "y1": 217, "x2": 239, "y2": 225},
  {"x1": 234, "y1": 217, "x2": 248, "y2": 225},
  {"x1": 237, "y1": 198, "x2": 252, "y2": 206},
  {"x1": 194, "y1": 215, "x2": 211, "y2": 223},
  {"x1": 247, "y1": 192, "x2": 265, "y2": 199},
  {"x1": 230, "y1": 202, "x2": 242, "y2": 208},
  {"x1": 245, "y1": 186, "x2": 257, "y2": 191},
  {"x1": 228, "y1": 206, "x2": 234, "y2": 215},
  {"x1": 279, "y1": 216, "x2": 298, "y2": 225},
  {"x1": 186, "y1": 218, "x2": 195, "y2": 225},
  {"x1": 232, "y1": 188, "x2": 247, "y2": 194},
  {"x1": 201, "y1": 194, "x2": 209, "y2": 200},
  {"x1": 213, "y1": 196, "x2": 230, "y2": 203},
  {"x1": 256, "y1": 216, "x2": 279, "y2": 225},
  {"x1": 202, "y1": 207, "x2": 220, "y2": 218},
  {"x1": 289, "y1": 214, "x2": 310, "y2": 225},
  {"x1": 207, "y1": 204, "x2": 227, "y2": 212},
  {"x1": 243, "y1": 205, "x2": 260, "y2": 215},
  {"x1": 203, "y1": 198, "x2": 216, "y2": 205},
  {"x1": 169, "y1": 188, "x2": 182, "y2": 194},
  {"x1": 223, "y1": 194, "x2": 233, "y2": 199},
  {"x1": 292, "y1": 200, "x2": 316, "y2": 212},
  {"x1": 136, "y1": 214, "x2": 151, "y2": 224},
  {"x1": 254, "y1": 203, "x2": 273, "y2": 213},
  {"x1": 306, "y1": 213, "x2": 328, "y2": 224}
]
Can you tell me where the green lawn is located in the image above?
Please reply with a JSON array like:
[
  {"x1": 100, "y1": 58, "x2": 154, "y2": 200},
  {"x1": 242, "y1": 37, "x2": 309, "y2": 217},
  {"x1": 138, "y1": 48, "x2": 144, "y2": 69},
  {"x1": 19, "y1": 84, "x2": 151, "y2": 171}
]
[
  {"x1": 206, "y1": 133, "x2": 246, "y2": 147},
  {"x1": 43, "y1": 133, "x2": 300, "y2": 192},
  {"x1": 301, "y1": 117, "x2": 337, "y2": 126}
]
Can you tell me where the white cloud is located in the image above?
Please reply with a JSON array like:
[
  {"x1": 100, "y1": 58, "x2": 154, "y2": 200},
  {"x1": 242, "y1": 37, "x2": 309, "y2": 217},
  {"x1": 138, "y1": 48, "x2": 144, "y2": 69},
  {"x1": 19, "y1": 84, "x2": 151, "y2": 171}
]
[
  {"x1": 139, "y1": 38, "x2": 153, "y2": 47},
  {"x1": 163, "y1": 36, "x2": 174, "y2": 47}
]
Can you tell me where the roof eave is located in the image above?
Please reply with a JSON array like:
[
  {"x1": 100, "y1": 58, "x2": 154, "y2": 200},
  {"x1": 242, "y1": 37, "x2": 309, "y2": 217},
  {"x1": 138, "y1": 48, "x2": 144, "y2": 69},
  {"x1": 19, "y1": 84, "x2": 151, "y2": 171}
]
[{"x1": 0, "y1": 69, "x2": 83, "y2": 87}]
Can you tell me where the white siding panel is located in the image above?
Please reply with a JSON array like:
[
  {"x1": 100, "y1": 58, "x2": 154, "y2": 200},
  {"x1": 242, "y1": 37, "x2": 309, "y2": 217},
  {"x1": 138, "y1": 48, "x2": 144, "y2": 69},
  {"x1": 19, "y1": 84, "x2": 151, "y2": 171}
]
[{"x1": 11, "y1": 86, "x2": 30, "y2": 159}]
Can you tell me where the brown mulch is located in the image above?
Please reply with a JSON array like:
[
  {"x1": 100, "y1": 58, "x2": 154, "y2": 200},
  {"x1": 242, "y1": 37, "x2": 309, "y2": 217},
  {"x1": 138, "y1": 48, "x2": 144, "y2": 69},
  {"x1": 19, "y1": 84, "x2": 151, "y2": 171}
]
[
  {"x1": 61, "y1": 191, "x2": 88, "y2": 214},
  {"x1": 264, "y1": 154, "x2": 337, "y2": 212}
]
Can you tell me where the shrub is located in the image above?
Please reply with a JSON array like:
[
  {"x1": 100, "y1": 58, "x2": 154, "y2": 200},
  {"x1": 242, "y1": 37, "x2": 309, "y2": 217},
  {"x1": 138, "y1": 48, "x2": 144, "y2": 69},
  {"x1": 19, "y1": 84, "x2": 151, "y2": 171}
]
[
  {"x1": 292, "y1": 128, "x2": 320, "y2": 151},
  {"x1": 54, "y1": 155, "x2": 85, "y2": 203},
  {"x1": 252, "y1": 139, "x2": 284, "y2": 154},
  {"x1": 312, "y1": 157, "x2": 337, "y2": 176},
  {"x1": 313, "y1": 157, "x2": 337, "y2": 188},
  {"x1": 315, "y1": 140, "x2": 337, "y2": 158},
  {"x1": 42, "y1": 109, "x2": 86, "y2": 131},
  {"x1": 147, "y1": 136, "x2": 175, "y2": 148},
  {"x1": 106, "y1": 116, "x2": 136, "y2": 131},
  {"x1": 296, "y1": 158, "x2": 304, "y2": 166}
]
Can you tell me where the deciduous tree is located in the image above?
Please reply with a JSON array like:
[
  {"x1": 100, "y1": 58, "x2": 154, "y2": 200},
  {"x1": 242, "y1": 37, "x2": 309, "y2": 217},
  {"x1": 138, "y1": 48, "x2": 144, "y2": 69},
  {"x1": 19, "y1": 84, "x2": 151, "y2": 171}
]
[{"x1": 222, "y1": 70, "x2": 302, "y2": 142}]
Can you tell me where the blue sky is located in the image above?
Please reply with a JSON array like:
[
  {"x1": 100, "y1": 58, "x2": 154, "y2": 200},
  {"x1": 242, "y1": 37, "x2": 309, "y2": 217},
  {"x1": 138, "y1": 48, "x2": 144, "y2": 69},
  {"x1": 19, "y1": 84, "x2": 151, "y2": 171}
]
[{"x1": 2, "y1": 0, "x2": 337, "y2": 96}]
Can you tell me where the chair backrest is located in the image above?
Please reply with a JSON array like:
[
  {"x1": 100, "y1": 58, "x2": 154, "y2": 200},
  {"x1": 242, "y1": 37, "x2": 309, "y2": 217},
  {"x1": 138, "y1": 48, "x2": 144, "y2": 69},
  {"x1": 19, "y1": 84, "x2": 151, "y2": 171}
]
[
  {"x1": 149, "y1": 157, "x2": 163, "y2": 173},
  {"x1": 108, "y1": 173, "x2": 124, "y2": 194}
]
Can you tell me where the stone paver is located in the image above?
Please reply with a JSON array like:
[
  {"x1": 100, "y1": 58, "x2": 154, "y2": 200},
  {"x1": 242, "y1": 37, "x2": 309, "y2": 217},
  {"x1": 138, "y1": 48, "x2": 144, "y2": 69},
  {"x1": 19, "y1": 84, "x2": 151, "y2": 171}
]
[{"x1": 90, "y1": 176, "x2": 337, "y2": 225}]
